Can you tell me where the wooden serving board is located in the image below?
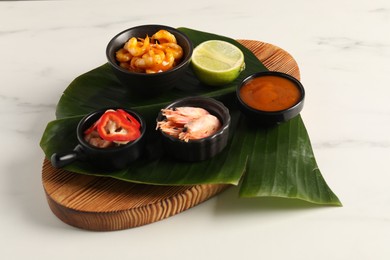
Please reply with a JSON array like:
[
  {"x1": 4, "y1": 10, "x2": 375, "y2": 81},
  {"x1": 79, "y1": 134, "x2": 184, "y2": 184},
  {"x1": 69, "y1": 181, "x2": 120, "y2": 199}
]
[{"x1": 42, "y1": 40, "x2": 300, "y2": 231}]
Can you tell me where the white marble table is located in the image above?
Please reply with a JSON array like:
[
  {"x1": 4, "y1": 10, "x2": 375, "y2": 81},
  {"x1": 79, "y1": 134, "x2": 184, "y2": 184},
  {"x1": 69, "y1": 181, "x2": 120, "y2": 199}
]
[{"x1": 1, "y1": 0, "x2": 389, "y2": 259}]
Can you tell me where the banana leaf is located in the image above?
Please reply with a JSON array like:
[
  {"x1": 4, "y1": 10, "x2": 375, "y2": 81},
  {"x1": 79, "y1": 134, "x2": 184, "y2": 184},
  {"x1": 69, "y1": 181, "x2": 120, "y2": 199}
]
[{"x1": 39, "y1": 27, "x2": 341, "y2": 206}]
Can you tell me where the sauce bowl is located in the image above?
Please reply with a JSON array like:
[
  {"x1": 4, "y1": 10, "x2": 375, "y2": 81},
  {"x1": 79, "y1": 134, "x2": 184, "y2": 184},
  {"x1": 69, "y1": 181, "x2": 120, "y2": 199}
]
[
  {"x1": 51, "y1": 108, "x2": 146, "y2": 171},
  {"x1": 236, "y1": 71, "x2": 305, "y2": 125}
]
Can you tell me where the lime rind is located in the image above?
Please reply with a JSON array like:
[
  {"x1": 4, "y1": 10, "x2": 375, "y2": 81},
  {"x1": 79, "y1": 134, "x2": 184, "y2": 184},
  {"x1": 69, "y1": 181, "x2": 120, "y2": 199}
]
[{"x1": 191, "y1": 40, "x2": 245, "y2": 86}]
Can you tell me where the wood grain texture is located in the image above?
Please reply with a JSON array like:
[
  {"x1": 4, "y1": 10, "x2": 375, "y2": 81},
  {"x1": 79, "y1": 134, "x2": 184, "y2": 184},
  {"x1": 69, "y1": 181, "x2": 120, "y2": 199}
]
[{"x1": 42, "y1": 40, "x2": 300, "y2": 231}]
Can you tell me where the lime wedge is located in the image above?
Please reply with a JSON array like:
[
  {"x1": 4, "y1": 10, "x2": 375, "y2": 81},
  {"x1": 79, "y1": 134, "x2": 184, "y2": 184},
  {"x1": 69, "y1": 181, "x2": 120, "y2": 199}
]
[{"x1": 191, "y1": 40, "x2": 245, "y2": 86}]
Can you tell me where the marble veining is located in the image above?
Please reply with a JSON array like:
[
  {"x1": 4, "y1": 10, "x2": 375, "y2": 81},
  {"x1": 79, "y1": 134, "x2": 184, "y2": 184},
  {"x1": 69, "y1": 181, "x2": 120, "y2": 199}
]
[
  {"x1": 369, "y1": 7, "x2": 390, "y2": 14},
  {"x1": 315, "y1": 36, "x2": 390, "y2": 51},
  {"x1": 0, "y1": 94, "x2": 56, "y2": 113},
  {"x1": 314, "y1": 139, "x2": 390, "y2": 149}
]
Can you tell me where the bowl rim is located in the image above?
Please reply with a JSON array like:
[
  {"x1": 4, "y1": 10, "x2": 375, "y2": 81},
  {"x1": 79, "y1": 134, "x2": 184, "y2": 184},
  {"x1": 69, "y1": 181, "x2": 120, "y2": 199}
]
[
  {"x1": 106, "y1": 24, "x2": 193, "y2": 77},
  {"x1": 77, "y1": 107, "x2": 146, "y2": 152},
  {"x1": 236, "y1": 71, "x2": 305, "y2": 115},
  {"x1": 156, "y1": 96, "x2": 231, "y2": 144}
]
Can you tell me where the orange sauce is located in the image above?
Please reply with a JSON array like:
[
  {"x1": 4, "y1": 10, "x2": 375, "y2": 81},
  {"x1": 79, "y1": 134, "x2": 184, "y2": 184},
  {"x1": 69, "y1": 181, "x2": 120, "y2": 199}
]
[{"x1": 239, "y1": 75, "x2": 301, "y2": 112}]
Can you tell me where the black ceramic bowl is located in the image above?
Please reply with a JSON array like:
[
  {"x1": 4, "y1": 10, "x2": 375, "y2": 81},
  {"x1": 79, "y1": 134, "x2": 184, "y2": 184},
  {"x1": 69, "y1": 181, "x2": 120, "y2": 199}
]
[
  {"x1": 51, "y1": 108, "x2": 146, "y2": 171},
  {"x1": 236, "y1": 71, "x2": 305, "y2": 125},
  {"x1": 106, "y1": 24, "x2": 193, "y2": 95},
  {"x1": 156, "y1": 97, "x2": 231, "y2": 162}
]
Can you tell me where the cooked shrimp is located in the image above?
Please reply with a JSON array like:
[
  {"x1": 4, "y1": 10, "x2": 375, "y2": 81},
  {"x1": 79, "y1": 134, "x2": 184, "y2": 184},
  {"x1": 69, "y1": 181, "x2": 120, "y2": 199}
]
[
  {"x1": 84, "y1": 130, "x2": 113, "y2": 148},
  {"x1": 162, "y1": 51, "x2": 175, "y2": 68},
  {"x1": 146, "y1": 47, "x2": 166, "y2": 65},
  {"x1": 156, "y1": 120, "x2": 183, "y2": 138},
  {"x1": 161, "y1": 43, "x2": 183, "y2": 60},
  {"x1": 125, "y1": 36, "x2": 150, "y2": 56},
  {"x1": 130, "y1": 57, "x2": 146, "y2": 72},
  {"x1": 161, "y1": 107, "x2": 209, "y2": 125},
  {"x1": 130, "y1": 48, "x2": 171, "y2": 73},
  {"x1": 145, "y1": 69, "x2": 158, "y2": 74},
  {"x1": 119, "y1": 62, "x2": 130, "y2": 70},
  {"x1": 116, "y1": 30, "x2": 183, "y2": 73},
  {"x1": 151, "y1": 29, "x2": 177, "y2": 44},
  {"x1": 179, "y1": 114, "x2": 221, "y2": 142},
  {"x1": 115, "y1": 48, "x2": 132, "y2": 62},
  {"x1": 130, "y1": 55, "x2": 152, "y2": 70},
  {"x1": 147, "y1": 51, "x2": 174, "y2": 73},
  {"x1": 157, "y1": 106, "x2": 222, "y2": 142}
]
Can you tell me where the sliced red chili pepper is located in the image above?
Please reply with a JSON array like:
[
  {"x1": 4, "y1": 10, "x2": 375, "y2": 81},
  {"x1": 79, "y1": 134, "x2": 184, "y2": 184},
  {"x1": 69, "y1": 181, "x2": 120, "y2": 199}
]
[
  {"x1": 84, "y1": 118, "x2": 100, "y2": 135},
  {"x1": 97, "y1": 110, "x2": 141, "y2": 142},
  {"x1": 117, "y1": 109, "x2": 141, "y2": 129}
]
